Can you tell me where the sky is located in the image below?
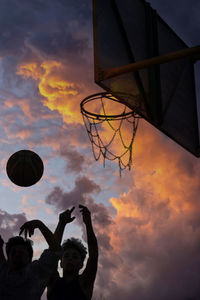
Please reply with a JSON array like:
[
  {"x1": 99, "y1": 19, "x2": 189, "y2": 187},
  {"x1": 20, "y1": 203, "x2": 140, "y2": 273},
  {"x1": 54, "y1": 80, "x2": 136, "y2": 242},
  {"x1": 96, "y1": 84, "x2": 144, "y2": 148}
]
[{"x1": 0, "y1": 0, "x2": 200, "y2": 299}]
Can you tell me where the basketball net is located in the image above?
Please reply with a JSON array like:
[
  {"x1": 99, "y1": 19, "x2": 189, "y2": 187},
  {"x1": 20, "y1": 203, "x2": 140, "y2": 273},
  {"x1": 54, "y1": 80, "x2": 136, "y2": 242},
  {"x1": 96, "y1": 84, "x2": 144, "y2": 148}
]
[{"x1": 80, "y1": 92, "x2": 140, "y2": 176}]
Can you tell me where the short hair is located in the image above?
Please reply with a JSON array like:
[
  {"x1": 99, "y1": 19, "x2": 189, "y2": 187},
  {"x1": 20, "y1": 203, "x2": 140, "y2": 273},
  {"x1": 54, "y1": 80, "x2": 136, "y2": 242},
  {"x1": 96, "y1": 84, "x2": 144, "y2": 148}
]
[
  {"x1": 6, "y1": 236, "x2": 33, "y2": 261},
  {"x1": 62, "y1": 238, "x2": 87, "y2": 263}
]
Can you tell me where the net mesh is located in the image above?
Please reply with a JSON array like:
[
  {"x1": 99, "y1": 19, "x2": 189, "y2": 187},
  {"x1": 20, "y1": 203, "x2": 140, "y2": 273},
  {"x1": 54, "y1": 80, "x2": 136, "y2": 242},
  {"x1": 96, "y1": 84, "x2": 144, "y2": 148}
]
[{"x1": 81, "y1": 93, "x2": 139, "y2": 175}]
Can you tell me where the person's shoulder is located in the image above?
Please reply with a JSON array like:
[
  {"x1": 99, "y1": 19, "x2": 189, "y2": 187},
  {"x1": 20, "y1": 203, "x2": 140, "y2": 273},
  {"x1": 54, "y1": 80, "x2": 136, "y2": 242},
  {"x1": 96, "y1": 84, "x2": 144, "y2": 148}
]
[
  {"x1": 31, "y1": 249, "x2": 61, "y2": 264},
  {"x1": 28, "y1": 249, "x2": 60, "y2": 277}
]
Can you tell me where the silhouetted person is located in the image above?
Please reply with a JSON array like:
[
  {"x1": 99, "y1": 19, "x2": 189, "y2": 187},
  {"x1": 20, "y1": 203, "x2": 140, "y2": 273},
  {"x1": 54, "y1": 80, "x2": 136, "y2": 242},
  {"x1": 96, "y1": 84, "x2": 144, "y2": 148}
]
[
  {"x1": 47, "y1": 205, "x2": 98, "y2": 300},
  {"x1": 0, "y1": 220, "x2": 60, "y2": 300}
]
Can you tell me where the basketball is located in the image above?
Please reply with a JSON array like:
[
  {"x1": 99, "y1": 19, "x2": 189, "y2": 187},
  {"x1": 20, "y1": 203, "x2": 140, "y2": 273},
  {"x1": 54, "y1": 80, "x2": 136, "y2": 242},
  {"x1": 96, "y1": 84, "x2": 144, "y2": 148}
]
[{"x1": 6, "y1": 150, "x2": 44, "y2": 187}]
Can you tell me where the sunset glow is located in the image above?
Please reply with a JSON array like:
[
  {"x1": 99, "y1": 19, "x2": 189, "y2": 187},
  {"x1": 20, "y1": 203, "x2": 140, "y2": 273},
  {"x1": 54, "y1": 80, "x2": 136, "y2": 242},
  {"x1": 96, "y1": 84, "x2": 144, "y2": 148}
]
[{"x1": 0, "y1": 1, "x2": 199, "y2": 300}]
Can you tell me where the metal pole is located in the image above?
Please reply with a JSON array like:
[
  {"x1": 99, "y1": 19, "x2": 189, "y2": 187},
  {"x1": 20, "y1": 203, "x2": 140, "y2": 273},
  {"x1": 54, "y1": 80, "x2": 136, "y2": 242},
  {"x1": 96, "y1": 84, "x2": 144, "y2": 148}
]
[{"x1": 98, "y1": 46, "x2": 200, "y2": 81}]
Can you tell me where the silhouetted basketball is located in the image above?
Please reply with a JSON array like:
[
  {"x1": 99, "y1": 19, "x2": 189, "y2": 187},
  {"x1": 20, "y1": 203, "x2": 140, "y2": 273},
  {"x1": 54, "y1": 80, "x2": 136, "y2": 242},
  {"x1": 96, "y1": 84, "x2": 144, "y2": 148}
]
[{"x1": 6, "y1": 150, "x2": 44, "y2": 187}]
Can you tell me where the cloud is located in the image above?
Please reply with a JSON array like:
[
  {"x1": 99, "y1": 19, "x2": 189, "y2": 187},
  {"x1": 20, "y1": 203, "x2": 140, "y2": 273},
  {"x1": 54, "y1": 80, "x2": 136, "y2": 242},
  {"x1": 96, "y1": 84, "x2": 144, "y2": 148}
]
[
  {"x1": 0, "y1": 209, "x2": 27, "y2": 242},
  {"x1": 0, "y1": 0, "x2": 92, "y2": 57},
  {"x1": 29, "y1": 29, "x2": 90, "y2": 61},
  {"x1": 17, "y1": 60, "x2": 85, "y2": 124},
  {"x1": 0, "y1": 89, "x2": 87, "y2": 152},
  {"x1": 59, "y1": 145, "x2": 85, "y2": 173},
  {"x1": 45, "y1": 176, "x2": 101, "y2": 212},
  {"x1": 45, "y1": 173, "x2": 114, "y2": 248},
  {"x1": 106, "y1": 188, "x2": 200, "y2": 300},
  {"x1": 89, "y1": 120, "x2": 200, "y2": 300},
  {"x1": 0, "y1": 0, "x2": 97, "y2": 137}
]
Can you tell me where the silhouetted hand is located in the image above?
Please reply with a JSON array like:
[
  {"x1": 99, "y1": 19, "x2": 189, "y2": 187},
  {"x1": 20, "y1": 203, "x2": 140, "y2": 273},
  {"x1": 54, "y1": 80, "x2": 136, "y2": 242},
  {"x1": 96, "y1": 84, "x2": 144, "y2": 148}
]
[
  {"x1": 79, "y1": 205, "x2": 91, "y2": 225},
  {"x1": 0, "y1": 235, "x2": 4, "y2": 247},
  {"x1": 59, "y1": 207, "x2": 76, "y2": 225},
  {"x1": 19, "y1": 220, "x2": 43, "y2": 239}
]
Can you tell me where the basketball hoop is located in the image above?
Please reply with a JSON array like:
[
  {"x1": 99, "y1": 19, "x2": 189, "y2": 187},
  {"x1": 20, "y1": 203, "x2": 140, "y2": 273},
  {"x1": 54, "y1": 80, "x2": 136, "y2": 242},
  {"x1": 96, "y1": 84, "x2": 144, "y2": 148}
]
[{"x1": 80, "y1": 92, "x2": 140, "y2": 175}]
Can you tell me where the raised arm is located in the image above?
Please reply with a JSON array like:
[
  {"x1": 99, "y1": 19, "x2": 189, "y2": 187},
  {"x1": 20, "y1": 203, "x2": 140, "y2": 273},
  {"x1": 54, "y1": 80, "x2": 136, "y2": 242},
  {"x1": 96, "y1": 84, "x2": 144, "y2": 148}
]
[
  {"x1": 19, "y1": 220, "x2": 60, "y2": 251},
  {"x1": 0, "y1": 235, "x2": 6, "y2": 263},
  {"x1": 79, "y1": 205, "x2": 98, "y2": 289},
  {"x1": 54, "y1": 207, "x2": 75, "y2": 245},
  {"x1": 47, "y1": 208, "x2": 76, "y2": 296}
]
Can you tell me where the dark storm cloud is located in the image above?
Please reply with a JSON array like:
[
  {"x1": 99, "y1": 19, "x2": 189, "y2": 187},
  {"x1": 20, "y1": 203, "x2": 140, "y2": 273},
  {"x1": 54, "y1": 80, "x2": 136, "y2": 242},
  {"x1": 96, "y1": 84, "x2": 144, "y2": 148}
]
[
  {"x1": 0, "y1": 0, "x2": 92, "y2": 59},
  {"x1": 0, "y1": 0, "x2": 199, "y2": 67},
  {"x1": 58, "y1": 0, "x2": 91, "y2": 20},
  {"x1": 0, "y1": 0, "x2": 49, "y2": 57},
  {"x1": 0, "y1": 209, "x2": 27, "y2": 242},
  {"x1": 29, "y1": 30, "x2": 89, "y2": 60}
]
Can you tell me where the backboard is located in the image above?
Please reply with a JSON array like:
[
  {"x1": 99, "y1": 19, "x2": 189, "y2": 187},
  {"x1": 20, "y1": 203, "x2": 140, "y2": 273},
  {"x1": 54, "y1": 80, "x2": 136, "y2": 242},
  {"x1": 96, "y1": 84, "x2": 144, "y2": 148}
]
[{"x1": 93, "y1": 0, "x2": 200, "y2": 157}]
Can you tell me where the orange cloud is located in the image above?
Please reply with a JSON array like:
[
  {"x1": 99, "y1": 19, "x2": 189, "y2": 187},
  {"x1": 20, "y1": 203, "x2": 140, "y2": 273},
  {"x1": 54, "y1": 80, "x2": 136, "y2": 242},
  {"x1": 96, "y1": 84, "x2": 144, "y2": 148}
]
[
  {"x1": 96, "y1": 118, "x2": 200, "y2": 298},
  {"x1": 17, "y1": 62, "x2": 43, "y2": 80},
  {"x1": 133, "y1": 121, "x2": 200, "y2": 212},
  {"x1": 97, "y1": 112, "x2": 199, "y2": 216},
  {"x1": 110, "y1": 195, "x2": 140, "y2": 219},
  {"x1": 17, "y1": 60, "x2": 84, "y2": 124}
]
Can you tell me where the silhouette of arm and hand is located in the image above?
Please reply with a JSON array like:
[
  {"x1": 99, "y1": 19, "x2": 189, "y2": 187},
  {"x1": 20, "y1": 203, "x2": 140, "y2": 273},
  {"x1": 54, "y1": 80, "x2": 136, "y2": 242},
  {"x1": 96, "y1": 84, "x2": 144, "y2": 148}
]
[
  {"x1": 79, "y1": 205, "x2": 98, "y2": 299},
  {"x1": 54, "y1": 207, "x2": 76, "y2": 245},
  {"x1": 20, "y1": 219, "x2": 60, "y2": 251},
  {"x1": 0, "y1": 235, "x2": 6, "y2": 263},
  {"x1": 47, "y1": 207, "x2": 76, "y2": 298}
]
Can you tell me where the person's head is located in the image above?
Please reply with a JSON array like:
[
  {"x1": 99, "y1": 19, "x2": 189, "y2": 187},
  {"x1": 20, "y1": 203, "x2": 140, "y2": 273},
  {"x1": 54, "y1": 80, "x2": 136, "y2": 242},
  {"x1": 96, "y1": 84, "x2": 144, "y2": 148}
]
[
  {"x1": 61, "y1": 238, "x2": 87, "y2": 276},
  {"x1": 6, "y1": 236, "x2": 33, "y2": 270}
]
